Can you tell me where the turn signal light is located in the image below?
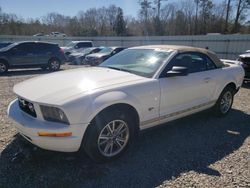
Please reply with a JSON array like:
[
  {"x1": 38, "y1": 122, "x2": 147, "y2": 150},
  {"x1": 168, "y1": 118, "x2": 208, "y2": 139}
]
[{"x1": 38, "y1": 132, "x2": 72, "y2": 137}]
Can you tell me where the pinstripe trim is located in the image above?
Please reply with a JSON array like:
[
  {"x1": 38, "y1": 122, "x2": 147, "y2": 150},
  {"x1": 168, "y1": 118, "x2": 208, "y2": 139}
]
[{"x1": 141, "y1": 100, "x2": 216, "y2": 126}]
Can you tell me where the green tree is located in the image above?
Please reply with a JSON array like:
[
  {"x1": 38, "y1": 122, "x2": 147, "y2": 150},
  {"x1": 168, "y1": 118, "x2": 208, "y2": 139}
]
[
  {"x1": 114, "y1": 7, "x2": 126, "y2": 36},
  {"x1": 138, "y1": 0, "x2": 152, "y2": 35},
  {"x1": 199, "y1": 0, "x2": 213, "y2": 34}
]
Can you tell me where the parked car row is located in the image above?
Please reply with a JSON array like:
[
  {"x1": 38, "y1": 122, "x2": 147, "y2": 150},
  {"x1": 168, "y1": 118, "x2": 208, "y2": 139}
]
[
  {"x1": 1, "y1": 39, "x2": 249, "y2": 83},
  {"x1": 33, "y1": 32, "x2": 67, "y2": 37},
  {"x1": 67, "y1": 47, "x2": 104, "y2": 65},
  {"x1": 0, "y1": 40, "x2": 127, "y2": 74},
  {"x1": 0, "y1": 41, "x2": 66, "y2": 74},
  {"x1": 60, "y1": 40, "x2": 126, "y2": 66},
  {"x1": 83, "y1": 47, "x2": 126, "y2": 66},
  {"x1": 61, "y1": 41, "x2": 93, "y2": 55}
]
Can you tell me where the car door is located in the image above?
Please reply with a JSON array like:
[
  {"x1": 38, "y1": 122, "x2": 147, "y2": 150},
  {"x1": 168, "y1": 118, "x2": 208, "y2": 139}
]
[
  {"x1": 9, "y1": 43, "x2": 36, "y2": 66},
  {"x1": 35, "y1": 43, "x2": 52, "y2": 65},
  {"x1": 159, "y1": 52, "x2": 218, "y2": 120}
]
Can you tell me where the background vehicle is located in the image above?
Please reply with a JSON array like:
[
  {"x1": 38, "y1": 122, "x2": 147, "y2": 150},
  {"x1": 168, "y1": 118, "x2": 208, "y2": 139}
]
[
  {"x1": 84, "y1": 46, "x2": 126, "y2": 66},
  {"x1": 8, "y1": 45, "x2": 244, "y2": 162},
  {"x1": 0, "y1": 42, "x2": 12, "y2": 49},
  {"x1": 237, "y1": 51, "x2": 250, "y2": 81},
  {"x1": 68, "y1": 47, "x2": 104, "y2": 65},
  {"x1": 33, "y1": 33, "x2": 45, "y2": 37},
  {"x1": 50, "y1": 32, "x2": 67, "y2": 37},
  {"x1": 61, "y1": 41, "x2": 93, "y2": 56},
  {"x1": 0, "y1": 41, "x2": 66, "y2": 74}
]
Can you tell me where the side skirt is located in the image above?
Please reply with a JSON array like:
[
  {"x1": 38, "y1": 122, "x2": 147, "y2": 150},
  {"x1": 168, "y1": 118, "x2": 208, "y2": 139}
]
[{"x1": 140, "y1": 100, "x2": 216, "y2": 130}]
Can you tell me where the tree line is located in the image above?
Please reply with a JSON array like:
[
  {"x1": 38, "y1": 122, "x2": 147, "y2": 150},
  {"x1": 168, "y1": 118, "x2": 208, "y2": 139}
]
[{"x1": 0, "y1": 0, "x2": 249, "y2": 36}]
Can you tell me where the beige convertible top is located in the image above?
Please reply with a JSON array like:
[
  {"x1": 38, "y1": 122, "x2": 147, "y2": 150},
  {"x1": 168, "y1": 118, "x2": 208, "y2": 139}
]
[{"x1": 130, "y1": 45, "x2": 224, "y2": 68}]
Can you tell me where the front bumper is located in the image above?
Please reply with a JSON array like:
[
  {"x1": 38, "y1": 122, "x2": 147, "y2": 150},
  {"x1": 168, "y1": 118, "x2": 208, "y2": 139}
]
[
  {"x1": 7, "y1": 99, "x2": 88, "y2": 152},
  {"x1": 243, "y1": 68, "x2": 250, "y2": 79}
]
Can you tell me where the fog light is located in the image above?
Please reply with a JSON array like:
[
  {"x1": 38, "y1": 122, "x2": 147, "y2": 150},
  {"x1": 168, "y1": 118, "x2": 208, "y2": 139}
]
[{"x1": 38, "y1": 132, "x2": 72, "y2": 137}]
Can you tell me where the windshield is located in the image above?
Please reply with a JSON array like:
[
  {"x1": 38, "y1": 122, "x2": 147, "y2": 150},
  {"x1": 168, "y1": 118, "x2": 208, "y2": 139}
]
[
  {"x1": 81, "y1": 47, "x2": 95, "y2": 54},
  {"x1": 0, "y1": 42, "x2": 17, "y2": 51},
  {"x1": 98, "y1": 47, "x2": 113, "y2": 53},
  {"x1": 66, "y1": 42, "x2": 76, "y2": 47},
  {"x1": 72, "y1": 47, "x2": 94, "y2": 54},
  {"x1": 100, "y1": 48, "x2": 173, "y2": 78}
]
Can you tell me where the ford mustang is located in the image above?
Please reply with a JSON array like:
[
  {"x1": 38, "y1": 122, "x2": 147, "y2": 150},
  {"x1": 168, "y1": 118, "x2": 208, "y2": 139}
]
[{"x1": 8, "y1": 45, "x2": 245, "y2": 162}]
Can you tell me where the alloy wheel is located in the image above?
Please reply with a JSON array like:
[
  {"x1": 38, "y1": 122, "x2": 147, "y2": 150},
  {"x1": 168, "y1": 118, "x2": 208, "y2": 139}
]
[
  {"x1": 0, "y1": 63, "x2": 7, "y2": 73},
  {"x1": 98, "y1": 120, "x2": 129, "y2": 157},
  {"x1": 220, "y1": 91, "x2": 233, "y2": 114},
  {"x1": 50, "y1": 60, "x2": 59, "y2": 70}
]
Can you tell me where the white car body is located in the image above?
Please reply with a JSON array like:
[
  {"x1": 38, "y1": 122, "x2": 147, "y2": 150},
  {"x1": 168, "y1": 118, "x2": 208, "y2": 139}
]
[{"x1": 8, "y1": 45, "x2": 245, "y2": 153}]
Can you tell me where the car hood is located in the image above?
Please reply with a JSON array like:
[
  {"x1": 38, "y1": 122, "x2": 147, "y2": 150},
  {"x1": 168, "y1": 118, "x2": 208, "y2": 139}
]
[
  {"x1": 70, "y1": 52, "x2": 85, "y2": 57},
  {"x1": 14, "y1": 67, "x2": 144, "y2": 104},
  {"x1": 87, "y1": 53, "x2": 109, "y2": 58},
  {"x1": 61, "y1": 47, "x2": 72, "y2": 51},
  {"x1": 239, "y1": 53, "x2": 250, "y2": 58}
]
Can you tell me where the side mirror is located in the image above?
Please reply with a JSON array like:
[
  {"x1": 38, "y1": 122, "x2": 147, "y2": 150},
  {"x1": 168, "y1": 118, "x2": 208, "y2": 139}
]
[{"x1": 166, "y1": 66, "x2": 188, "y2": 77}]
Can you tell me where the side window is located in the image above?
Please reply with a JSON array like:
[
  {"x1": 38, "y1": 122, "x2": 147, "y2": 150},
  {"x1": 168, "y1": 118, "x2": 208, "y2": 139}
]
[
  {"x1": 92, "y1": 48, "x2": 100, "y2": 53},
  {"x1": 12, "y1": 43, "x2": 34, "y2": 54},
  {"x1": 36, "y1": 43, "x2": 49, "y2": 53},
  {"x1": 78, "y1": 42, "x2": 92, "y2": 48},
  {"x1": 206, "y1": 56, "x2": 217, "y2": 70},
  {"x1": 168, "y1": 52, "x2": 215, "y2": 74},
  {"x1": 111, "y1": 49, "x2": 117, "y2": 55}
]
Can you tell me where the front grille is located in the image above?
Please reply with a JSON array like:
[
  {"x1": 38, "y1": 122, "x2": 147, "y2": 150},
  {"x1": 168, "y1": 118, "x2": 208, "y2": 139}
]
[
  {"x1": 240, "y1": 57, "x2": 250, "y2": 66},
  {"x1": 18, "y1": 98, "x2": 37, "y2": 117}
]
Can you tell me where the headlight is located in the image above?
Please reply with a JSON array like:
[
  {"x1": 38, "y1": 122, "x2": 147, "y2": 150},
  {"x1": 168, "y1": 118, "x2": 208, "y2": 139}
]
[{"x1": 40, "y1": 105, "x2": 69, "y2": 125}]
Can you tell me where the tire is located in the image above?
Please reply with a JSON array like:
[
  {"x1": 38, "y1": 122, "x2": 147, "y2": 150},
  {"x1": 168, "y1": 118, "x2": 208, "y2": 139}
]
[
  {"x1": 48, "y1": 58, "x2": 61, "y2": 71},
  {"x1": 83, "y1": 110, "x2": 136, "y2": 163},
  {"x1": 0, "y1": 61, "x2": 8, "y2": 74},
  {"x1": 214, "y1": 86, "x2": 234, "y2": 116}
]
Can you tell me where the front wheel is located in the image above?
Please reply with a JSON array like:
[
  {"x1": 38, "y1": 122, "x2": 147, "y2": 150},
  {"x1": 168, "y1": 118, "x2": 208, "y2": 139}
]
[
  {"x1": 0, "y1": 62, "x2": 8, "y2": 74},
  {"x1": 214, "y1": 87, "x2": 234, "y2": 116},
  {"x1": 48, "y1": 58, "x2": 61, "y2": 71},
  {"x1": 83, "y1": 111, "x2": 135, "y2": 162}
]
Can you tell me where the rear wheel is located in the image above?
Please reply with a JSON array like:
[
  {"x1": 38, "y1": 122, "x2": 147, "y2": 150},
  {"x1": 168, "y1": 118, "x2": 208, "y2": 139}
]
[
  {"x1": 48, "y1": 58, "x2": 60, "y2": 71},
  {"x1": 0, "y1": 61, "x2": 8, "y2": 74},
  {"x1": 83, "y1": 110, "x2": 135, "y2": 162},
  {"x1": 214, "y1": 86, "x2": 234, "y2": 116}
]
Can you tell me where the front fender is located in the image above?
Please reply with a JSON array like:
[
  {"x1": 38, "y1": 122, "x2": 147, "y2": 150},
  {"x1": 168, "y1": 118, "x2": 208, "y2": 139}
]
[
  {"x1": 84, "y1": 91, "x2": 142, "y2": 124},
  {"x1": 63, "y1": 91, "x2": 142, "y2": 125},
  {"x1": 0, "y1": 56, "x2": 9, "y2": 64}
]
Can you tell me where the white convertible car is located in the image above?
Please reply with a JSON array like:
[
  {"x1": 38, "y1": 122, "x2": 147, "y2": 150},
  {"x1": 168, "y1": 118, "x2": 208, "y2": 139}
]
[{"x1": 8, "y1": 45, "x2": 244, "y2": 162}]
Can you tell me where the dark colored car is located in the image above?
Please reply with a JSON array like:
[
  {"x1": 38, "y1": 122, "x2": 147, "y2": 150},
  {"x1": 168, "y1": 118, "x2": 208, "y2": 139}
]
[
  {"x1": 84, "y1": 47, "x2": 126, "y2": 66},
  {"x1": 61, "y1": 41, "x2": 93, "y2": 56},
  {"x1": 0, "y1": 41, "x2": 66, "y2": 74},
  {"x1": 68, "y1": 47, "x2": 104, "y2": 65},
  {"x1": 0, "y1": 42, "x2": 12, "y2": 49},
  {"x1": 238, "y1": 51, "x2": 250, "y2": 81}
]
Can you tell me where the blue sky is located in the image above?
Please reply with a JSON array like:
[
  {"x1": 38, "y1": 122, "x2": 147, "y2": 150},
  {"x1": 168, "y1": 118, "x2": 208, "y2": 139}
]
[{"x1": 0, "y1": 0, "x2": 141, "y2": 19}]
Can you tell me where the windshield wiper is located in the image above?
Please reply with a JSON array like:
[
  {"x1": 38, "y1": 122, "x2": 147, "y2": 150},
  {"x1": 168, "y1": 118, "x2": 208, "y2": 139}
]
[{"x1": 104, "y1": 66, "x2": 132, "y2": 73}]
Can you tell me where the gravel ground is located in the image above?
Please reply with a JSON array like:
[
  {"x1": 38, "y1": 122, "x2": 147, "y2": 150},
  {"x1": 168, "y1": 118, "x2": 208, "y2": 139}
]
[{"x1": 0, "y1": 65, "x2": 249, "y2": 188}]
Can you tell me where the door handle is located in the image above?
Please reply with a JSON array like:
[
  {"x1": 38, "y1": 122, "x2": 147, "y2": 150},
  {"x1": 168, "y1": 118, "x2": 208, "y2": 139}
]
[{"x1": 204, "y1": 77, "x2": 211, "y2": 83}]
